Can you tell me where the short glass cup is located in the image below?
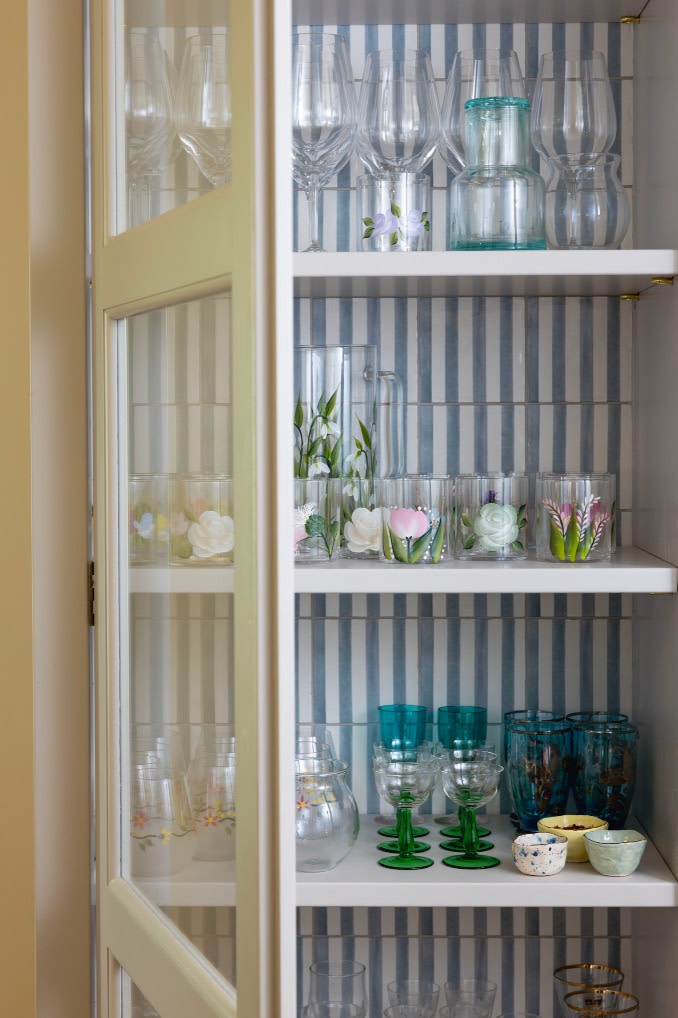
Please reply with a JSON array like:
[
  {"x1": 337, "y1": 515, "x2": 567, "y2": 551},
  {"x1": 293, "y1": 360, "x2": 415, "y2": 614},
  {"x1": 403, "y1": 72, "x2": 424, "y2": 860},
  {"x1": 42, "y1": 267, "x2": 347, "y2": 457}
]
[
  {"x1": 357, "y1": 173, "x2": 431, "y2": 252},
  {"x1": 188, "y1": 752, "x2": 236, "y2": 861},
  {"x1": 295, "y1": 478, "x2": 343, "y2": 562},
  {"x1": 443, "y1": 978, "x2": 497, "y2": 1018},
  {"x1": 308, "y1": 960, "x2": 367, "y2": 1015},
  {"x1": 554, "y1": 964, "x2": 625, "y2": 1018},
  {"x1": 342, "y1": 479, "x2": 381, "y2": 558},
  {"x1": 129, "y1": 475, "x2": 161, "y2": 563},
  {"x1": 129, "y1": 766, "x2": 197, "y2": 877},
  {"x1": 379, "y1": 476, "x2": 451, "y2": 565},
  {"x1": 536, "y1": 473, "x2": 614, "y2": 563},
  {"x1": 454, "y1": 474, "x2": 528, "y2": 560},
  {"x1": 168, "y1": 475, "x2": 234, "y2": 564},
  {"x1": 387, "y1": 979, "x2": 440, "y2": 1015},
  {"x1": 562, "y1": 990, "x2": 638, "y2": 1015}
]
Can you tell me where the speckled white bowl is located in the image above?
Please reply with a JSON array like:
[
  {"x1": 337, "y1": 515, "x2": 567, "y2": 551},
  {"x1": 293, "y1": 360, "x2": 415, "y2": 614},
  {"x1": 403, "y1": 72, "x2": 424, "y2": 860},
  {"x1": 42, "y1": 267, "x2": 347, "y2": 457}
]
[
  {"x1": 512, "y1": 832, "x2": 568, "y2": 876},
  {"x1": 583, "y1": 828, "x2": 647, "y2": 876}
]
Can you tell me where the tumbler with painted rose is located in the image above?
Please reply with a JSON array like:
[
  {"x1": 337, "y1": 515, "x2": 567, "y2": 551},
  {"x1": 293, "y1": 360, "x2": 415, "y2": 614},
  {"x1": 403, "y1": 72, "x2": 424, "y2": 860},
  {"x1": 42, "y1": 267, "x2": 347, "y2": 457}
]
[
  {"x1": 379, "y1": 476, "x2": 451, "y2": 564},
  {"x1": 455, "y1": 473, "x2": 528, "y2": 560},
  {"x1": 168, "y1": 475, "x2": 234, "y2": 564}
]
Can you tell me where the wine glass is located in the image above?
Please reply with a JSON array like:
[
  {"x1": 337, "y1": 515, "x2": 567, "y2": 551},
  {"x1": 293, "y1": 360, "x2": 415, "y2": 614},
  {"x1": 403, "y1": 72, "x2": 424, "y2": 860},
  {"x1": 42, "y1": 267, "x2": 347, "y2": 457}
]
[
  {"x1": 531, "y1": 51, "x2": 617, "y2": 162},
  {"x1": 375, "y1": 703, "x2": 430, "y2": 835},
  {"x1": 176, "y1": 32, "x2": 232, "y2": 187},
  {"x1": 356, "y1": 49, "x2": 440, "y2": 176},
  {"x1": 438, "y1": 48, "x2": 526, "y2": 174},
  {"x1": 437, "y1": 749, "x2": 498, "y2": 855},
  {"x1": 125, "y1": 28, "x2": 177, "y2": 226},
  {"x1": 434, "y1": 705, "x2": 488, "y2": 827},
  {"x1": 292, "y1": 33, "x2": 356, "y2": 253},
  {"x1": 439, "y1": 758, "x2": 503, "y2": 869},
  {"x1": 545, "y1": 153, "x2": 630, "y2": 249},
  {"x1": 373, "y1": 749, "x2": 438, "y2": 870}
]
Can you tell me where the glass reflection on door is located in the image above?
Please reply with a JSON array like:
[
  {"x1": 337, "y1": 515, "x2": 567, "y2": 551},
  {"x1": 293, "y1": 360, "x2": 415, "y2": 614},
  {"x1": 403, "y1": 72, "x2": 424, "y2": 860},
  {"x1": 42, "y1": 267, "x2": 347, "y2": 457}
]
[
  {"x1": 121, "y1": 2, "x2": 232, "y2": 231},
  {"x1": 122, "y1": 293, "x2": 235, "y2": 987}
]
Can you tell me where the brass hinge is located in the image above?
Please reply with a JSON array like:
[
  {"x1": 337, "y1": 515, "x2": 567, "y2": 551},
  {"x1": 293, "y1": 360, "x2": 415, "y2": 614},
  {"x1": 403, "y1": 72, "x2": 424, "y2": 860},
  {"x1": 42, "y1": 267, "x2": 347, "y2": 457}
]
[{"x1": 88, "y1": 560, "x2": 95, "y2": 627}]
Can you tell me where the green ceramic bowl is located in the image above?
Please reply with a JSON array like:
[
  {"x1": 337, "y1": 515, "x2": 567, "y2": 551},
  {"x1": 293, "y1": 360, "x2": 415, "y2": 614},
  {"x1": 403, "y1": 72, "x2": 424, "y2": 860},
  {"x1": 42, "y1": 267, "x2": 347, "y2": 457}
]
[{"x1": 583, "y1": 828, "x2": 647, "y2": 876}]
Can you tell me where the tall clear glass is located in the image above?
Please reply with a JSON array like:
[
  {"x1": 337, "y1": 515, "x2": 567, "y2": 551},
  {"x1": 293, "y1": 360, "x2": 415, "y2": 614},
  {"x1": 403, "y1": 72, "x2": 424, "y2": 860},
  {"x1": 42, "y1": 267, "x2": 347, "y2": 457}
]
[
  {"x1": 531, "y1": 51, "x2": 617, "y2": 161},
  {"x1": 176, "y1": 33, "x2": 232, "y2": 187}
]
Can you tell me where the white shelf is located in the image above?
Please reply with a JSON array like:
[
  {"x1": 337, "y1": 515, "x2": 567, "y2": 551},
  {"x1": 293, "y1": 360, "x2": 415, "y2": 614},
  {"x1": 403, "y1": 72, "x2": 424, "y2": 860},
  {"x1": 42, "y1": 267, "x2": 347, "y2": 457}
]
[
  {"x1": 295, "y1": 548, "x2": 677, "y2": 595},
  {"x1": 129, "y1": 566, "x2": 234, "y2": 594},
  {"x1": 294, "y1": 250, "x2": 678, "y2": 299},
  {"x1": 293, "y1": 0, "x2": 643, "y2": 25},
  {"x1": 134, "y1": 815, "x2": 678, "y2": 909}
]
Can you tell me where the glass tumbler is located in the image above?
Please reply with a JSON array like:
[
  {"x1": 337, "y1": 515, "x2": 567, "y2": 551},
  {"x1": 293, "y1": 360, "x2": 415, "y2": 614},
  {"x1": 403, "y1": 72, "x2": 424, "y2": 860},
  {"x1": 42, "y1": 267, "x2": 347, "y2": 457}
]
[
  {"x1": 294, "y1": 479, "x2": 343, "y2": 562},
  {"x1": 342, "y1": 479, "x2": 381, "y2": 559},
  {"x1": 536, "y1": 473, "x2": 614, "y2": 563},
  {"x1": 188, "y1": 752, "x2": 236, "y2": 861},
  {"x1": 129, "y1": 475, "x2": 160, "y2": 563},
  {"x1": 379, "y1": 476, "x2": 451, "y2": 564},
  {"x1": 357, "y1": 173, "x2": 431, "y2": 251},
  {"x1": 505, "y1": 719, "x2": 572, "y2": 832},
  {"x1": 444, "y1": 978, "x2": 497, "y2": 1018},
  {"x1": 570, "y1": 722, "x2": 638, "y2": 828},
  {"x1": 308, "y1": 959, "x2": 367, "y2": 1015},
  {"x1": 545, "y1": 154, "x2": 630, "y2": 250},
  {"x1": 554, "y1": 965, "x2": 625, "y2": 1018},
  {"x1": 295, "y1": 757, "x2": 360, "y2": 872},
  {"x1": 168, "y1": 475, "x2": 233, "y2": 564},
  {"x1": 454, "y1": 474, "x2": 528, "y2": 560},
  {"x1": 387, "y1": 979, "x2": 440, "y2": 1014},
  {"x1": 562, "y1": 990, "x2": 638, "y2": 1015},
  {"x1": 130, "y1": 766, "x2": 197, "y2": 877},
  {"x1": 449, "y1": 97, "x2": 546, "y2": 251}
]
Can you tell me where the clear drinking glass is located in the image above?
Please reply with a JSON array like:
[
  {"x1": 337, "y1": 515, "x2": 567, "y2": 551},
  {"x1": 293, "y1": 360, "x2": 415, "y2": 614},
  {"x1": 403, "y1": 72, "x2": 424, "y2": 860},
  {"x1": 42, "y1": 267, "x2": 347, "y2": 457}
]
[
  {"x1": 554, "y1": 964, "x2": 625, "y2": 1018},
  {"x1": 295, "y1": 758, "x2": 360, "y2": 871},
  {"x1": 531, "y1": 51, "x2": 617, "y2": 162},
  {"x1": 292, "y1": 33, "x2": 357, "y2": 252},
  {"x1": 439, "y1": 758, "x2": 503, "y2": 869},
  {"x1": 294, "y1": 478, "x2": 343, "y2": 561},
  {"x1": 308, "y1": 960, "x2": 368, "y2": 1014},
  {"x1": 536, "y1": 473, "x2": 614, "y2": 563},
  {"x1": 357, "y1": 173, "x2": 431, "y2": 252},
  {"x1": 357, "y1": 49, "x2": 440, "y2": 176},
  {"x1": 188, "y1": 752, "x2": 236, "y2": 861},
  {"x1": 167, "y1": 475, "x2": 234, "y2": 564},
  {"x1": 343, "y1": 480, "x2": 381, "y2": 559},
  {"x1": 387, "y1": 979, "x2": 440, "y2": 1015},
  {"x1": 545, "y1": 153, "x2": 630, "y2": 249},
  {"x1": 373, "y1": 750, "x2": 438, "y2": 870},
  {"x1": 176, "y1": 33, "x2": 232, "y2": 187},
  {"x1": 129, "y1": 475, "x2": 160, "y2": 563},
  {"x1": 562, "y1": 990, "x2": 638, "y2": 1015},
  {"x1": 129, "y1": 766, "x2": 197, "y2": 877},
  {"x1": 439, "y1": 48, "x2": 526, "y2": 174},
  {"x1": 379, "y1": 476, "x2": 451, "y2": 564},
  {"x1": 454, "y1": 474, "x2": 528, "y2": 560},
  {"x1": 444, "y1": 979, "x2": 497, "y2": 1018},
  {"x1": 125, "y1": 29, "x2": 177, "y2": 227}
]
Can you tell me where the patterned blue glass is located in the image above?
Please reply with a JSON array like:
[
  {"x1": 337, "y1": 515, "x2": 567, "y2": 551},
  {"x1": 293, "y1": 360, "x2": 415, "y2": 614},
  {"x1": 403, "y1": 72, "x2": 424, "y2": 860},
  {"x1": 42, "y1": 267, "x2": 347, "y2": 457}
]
[
  {"x1": 571, "y1": 722, "x2": 638, "y2": 828},
  {"x1": 505, "y1": 720, "x2": 572, "y2": 832}
]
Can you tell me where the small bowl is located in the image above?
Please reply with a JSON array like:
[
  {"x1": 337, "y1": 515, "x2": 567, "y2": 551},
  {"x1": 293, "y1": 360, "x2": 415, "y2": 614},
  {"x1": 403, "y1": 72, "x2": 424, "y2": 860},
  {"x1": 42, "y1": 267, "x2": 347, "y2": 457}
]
[
  {"x1": 512, "y1": 832, "x2": 568, "y2": 876},
  {"x1": 537, "y1": 815, "x2": 608, "y2": 863},
  {"x1": 583, "y1": 828, "x2": 647, "y2": 876}
]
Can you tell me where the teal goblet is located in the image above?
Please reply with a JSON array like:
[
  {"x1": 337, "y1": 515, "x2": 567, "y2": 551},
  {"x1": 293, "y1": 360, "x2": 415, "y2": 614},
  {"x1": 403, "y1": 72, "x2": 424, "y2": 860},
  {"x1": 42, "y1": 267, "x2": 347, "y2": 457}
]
[
  {"x1": 435, "y1": 706, "x2": 488, "y2": 831},
  {"x1": 377, "y1": 705, "x2": 430, "y2": 831},
  {"x1": 373, "y1": 750, "x2": 438, "y2": 870},
  {"x1": 440, "y1": 758, "x2": 503, "y2": 869}
]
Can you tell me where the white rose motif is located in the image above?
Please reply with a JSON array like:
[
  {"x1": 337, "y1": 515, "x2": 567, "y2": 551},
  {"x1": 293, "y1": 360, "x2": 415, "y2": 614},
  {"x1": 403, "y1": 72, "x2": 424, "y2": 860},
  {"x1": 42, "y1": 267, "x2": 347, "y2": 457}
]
[
  {"x1": 399, "y1": 209, "x2": 425, "y2": 237},
  {"x1": 473, "y1": 502, "x2": 519, "y2": 551},
  {"x1": 188, "y1": 511, "x2": 235, "y2": 559},
  {"x1": 344, "y1": 507, "x2": 381, "y2": 553}
]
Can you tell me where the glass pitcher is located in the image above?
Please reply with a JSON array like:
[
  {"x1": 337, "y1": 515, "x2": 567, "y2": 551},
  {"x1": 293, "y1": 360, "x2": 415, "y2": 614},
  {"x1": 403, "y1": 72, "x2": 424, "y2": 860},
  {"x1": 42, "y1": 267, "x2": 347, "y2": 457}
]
[
  {"x1": 295, "y1": 757, "x2": 360, "y2": 872},
  {"x1": 294, "y1": 344, "x2": 404, "y2": 481}
]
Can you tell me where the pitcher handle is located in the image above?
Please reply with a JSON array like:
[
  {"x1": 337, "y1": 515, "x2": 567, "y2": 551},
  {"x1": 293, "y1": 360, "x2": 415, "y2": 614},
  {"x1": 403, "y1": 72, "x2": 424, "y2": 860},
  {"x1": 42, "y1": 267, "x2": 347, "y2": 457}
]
[{"x1": 377, "y1": 370, "x2": 404, "y2": 478}]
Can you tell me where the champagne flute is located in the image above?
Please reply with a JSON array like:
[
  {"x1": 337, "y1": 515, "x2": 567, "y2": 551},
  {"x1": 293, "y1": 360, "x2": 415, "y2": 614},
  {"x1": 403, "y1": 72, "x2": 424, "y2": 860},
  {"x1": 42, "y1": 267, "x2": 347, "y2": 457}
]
[
  {"x1": 292, "y1": 33, "x2": 356, "y2": 252},
  {"x1": 176, "y1": 32, "x2": 232, "y2": 187},
  {"x1": 125, "y1": 28, "x2": 177, "y2": 226}
]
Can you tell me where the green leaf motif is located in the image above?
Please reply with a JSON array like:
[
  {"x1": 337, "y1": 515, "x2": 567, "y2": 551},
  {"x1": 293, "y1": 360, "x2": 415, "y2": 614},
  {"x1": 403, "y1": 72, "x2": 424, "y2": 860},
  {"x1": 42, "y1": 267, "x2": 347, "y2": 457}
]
[
  {"x1": 388, "y1": 528, "x2": 409, "y2": 563},
  {"x1": 294, "y1": 395, "x2": 304, "y2": 430},
  {"x1": 325, "y1": 386, "x2": 339, "y2": 418},
  {"x1": 461, "y1": 513, "x2": 473, "y2": 528},
  {"x1": 463, "y1": 534, "x2": 476, "y2": 550},
  {"x1": 329, "y1": 520, "x2": 340, "y2": 555},
  {"x1": 512, "y1": 539, "x2": 524, "y2": 552},
  {"x1": 564, "y1": 511, "x2": 580, "y2": 562},
  {"x1": 424, "y1": 220, "x2": 430, "y2": 231},
  {"x1": 430, "y1": 517, "x2": 445, "y2": 563},
  {"x1": 389, "y1": 231, "x2": 399, "y2": 247},
  {"x1": 409, "y1": 527, "x2": 433, "y2": 563},
  {"x1": 363, "y1": 227, "x2": 374, "y2": 239},
  {"x1": 382, "y1": 519, "x2": 393, "y2": 560},
  {"x1": 391, "y1": 202, "x2": 402, "y2": 218},
  {"x1": 305, "y1": 514, "x2": 326, "y2": 538},
  {"x1": 549, "y1": 521, "x2": 566, "y2": 561},
  {"x1": 329, "y1": 437, "x2": 344, "y2": 468},
  {"x1": 519, "y1": 517, "x2": 528, "y2": 529},
  {"x1": 517, "y1": 503, "x2": 527, "y2": 522},
  {"x1": 362, "y1": 216, "x2": 374, "y2": 226},
  {"x1": 358, "y1": 418, "x2": 372, "y2": 449}
]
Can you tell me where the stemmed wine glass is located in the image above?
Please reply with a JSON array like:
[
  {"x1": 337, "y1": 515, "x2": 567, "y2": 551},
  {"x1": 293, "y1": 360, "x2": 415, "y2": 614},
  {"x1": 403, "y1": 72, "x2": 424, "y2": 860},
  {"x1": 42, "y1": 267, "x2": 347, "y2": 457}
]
[
  {"x1": 125, "y1": 28, "x2": 177, "y2": 227},
  {"x1": 357, "y1": 49, "x2": 440, "y2": 177},
  {"x1": 373, "y1": 749, "x2": 438, "y2": 870},
  {"x1": 438, "y1": 749, "x2": 498, "y2": 855},
  {"x1": 438, "y1": 48, "x2": 526, "y2": 174},
  {"x1": 439, "y1": 757, "x2": 503, "y2": 870},
  {"x1": 176, "y1": 32, "x2": 232, "y2": 188},
  {"x1": 292, "y1": 33, "x2": 357, "y2": 253},
  {"x1": 434, "y1": 705, "x2": 488, "y2": 828},
  {"x1": 375, "y1": 704, "x2": 430, "y2": 835}
]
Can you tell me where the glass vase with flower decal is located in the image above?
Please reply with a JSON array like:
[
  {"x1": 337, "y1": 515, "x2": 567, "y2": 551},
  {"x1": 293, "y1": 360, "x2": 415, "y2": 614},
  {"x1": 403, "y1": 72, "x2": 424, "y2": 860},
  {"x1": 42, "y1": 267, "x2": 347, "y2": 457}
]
[
  {"x1": 455, "y1": 474, "x2": 528, "y2": 560},
  {"x1": 379, "y1": 476, "x2": 450, "y2": 565},
  {"x1": 295, "y1": 757, "x2": 360, "y2": 872}
]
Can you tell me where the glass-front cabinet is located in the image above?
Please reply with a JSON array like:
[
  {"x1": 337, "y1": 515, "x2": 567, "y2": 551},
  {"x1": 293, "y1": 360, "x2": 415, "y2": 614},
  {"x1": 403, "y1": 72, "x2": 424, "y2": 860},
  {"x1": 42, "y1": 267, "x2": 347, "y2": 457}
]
[{"x1": 92, "y1": 0, "x2": 678, "y2": 1016}]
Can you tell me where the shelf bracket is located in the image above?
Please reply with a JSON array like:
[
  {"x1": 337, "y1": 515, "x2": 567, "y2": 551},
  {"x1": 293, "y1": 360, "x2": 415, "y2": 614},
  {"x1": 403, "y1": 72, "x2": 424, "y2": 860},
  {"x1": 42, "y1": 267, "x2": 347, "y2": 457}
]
[
  {"x1": 619, "y1": 293, "x2": 640, "y2": 301},
  {"x1": 620, "y1": 15, "x2": 641, "y2": 23},
  {"x1": 652, "y1": 276, "x2": 675, "y2": 286}
]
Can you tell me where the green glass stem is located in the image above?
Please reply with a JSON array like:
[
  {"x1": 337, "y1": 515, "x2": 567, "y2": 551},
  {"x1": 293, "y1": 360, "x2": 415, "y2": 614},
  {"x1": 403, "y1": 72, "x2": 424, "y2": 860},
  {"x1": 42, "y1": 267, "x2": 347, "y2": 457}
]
[
  {"x1": 463, "y1": 807, "x2": 481, "y2": 859},
  {"x1": 398, "y1": 807, "x2": 416, "y2": 859}
]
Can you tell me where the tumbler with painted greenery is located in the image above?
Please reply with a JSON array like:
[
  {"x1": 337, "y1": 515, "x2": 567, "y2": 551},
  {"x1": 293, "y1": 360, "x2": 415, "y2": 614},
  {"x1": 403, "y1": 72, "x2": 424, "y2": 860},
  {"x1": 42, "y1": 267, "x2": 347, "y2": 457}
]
[
  {"x1": 505, "y1": 719, "x2": 572, "y2": 832},
  {"x1": 379, "y1": 476, "x2": 450, "y2": 564},
  {"x1": 455, "y1": 474, "x2": 528, "y2": 560},
  {"x1": 570, "y1": 722, "x2": 638, "y2": 828}
]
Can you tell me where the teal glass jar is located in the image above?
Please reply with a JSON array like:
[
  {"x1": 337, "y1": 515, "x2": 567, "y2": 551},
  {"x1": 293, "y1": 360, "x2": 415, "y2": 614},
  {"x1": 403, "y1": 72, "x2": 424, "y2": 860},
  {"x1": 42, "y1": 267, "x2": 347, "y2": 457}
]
[{"x1": 449, "y1": 97, "x2": 546, "y2": 251}]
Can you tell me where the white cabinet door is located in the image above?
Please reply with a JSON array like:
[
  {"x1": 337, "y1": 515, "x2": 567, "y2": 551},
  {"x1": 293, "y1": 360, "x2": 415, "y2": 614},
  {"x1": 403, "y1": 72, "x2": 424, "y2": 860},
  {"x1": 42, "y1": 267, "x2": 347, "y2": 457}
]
[{"x1": 90, "y1": 1, "x2": 294, "y2": 1015}]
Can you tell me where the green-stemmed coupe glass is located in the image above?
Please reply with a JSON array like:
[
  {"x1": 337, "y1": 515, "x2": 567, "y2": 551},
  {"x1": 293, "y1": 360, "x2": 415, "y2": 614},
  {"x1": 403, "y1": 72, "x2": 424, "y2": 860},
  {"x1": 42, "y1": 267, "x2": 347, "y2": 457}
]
[
  {"x1": 437, "y1": 748, "x2": 498, "y2": 853},
  {"x1": 373, "y1": 741, "x2": 435, "y2": 838},
  {"x1": 435, "y1": 706, "x2": 488, "y2": 831},
  {"x1": 376, "y1": 703, "x2": 430, "y2": 834},
  {"x1": 373, "y1": 750, "x2": 438, "y2": 870},
  {"x1": 436, "y1": 741, "x2": 495, "y2": 839},
  {"x1": 440, "y1": 758, "x2": 503, "y2": 869}
]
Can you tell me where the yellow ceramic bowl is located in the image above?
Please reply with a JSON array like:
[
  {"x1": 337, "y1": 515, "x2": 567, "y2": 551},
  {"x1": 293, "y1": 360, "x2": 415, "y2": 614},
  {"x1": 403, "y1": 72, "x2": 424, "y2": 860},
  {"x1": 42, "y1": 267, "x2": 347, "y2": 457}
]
[{"x1": 537, "y1": 815, "x2": 608, "y2": 862}]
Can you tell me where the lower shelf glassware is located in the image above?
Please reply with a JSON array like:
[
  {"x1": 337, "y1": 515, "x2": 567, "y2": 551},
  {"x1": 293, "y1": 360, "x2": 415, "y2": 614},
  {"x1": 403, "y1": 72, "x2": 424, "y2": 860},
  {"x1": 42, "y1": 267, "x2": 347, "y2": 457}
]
[
  {"x1": 562, "y1": 990, "x2": 638, "y2": 1015},
  {"x1": 553, "y1": 964, "x2": 625, "y2": 1018},
  {"x1": 308, "y1": 959, "x2": 368, "y2": 1017},
  {"x1": 570, "y1": 722, "x2": 638, "y2": 828},
  {"x1": 439, "y1": 756, "x2": 503, "y2": 869},
  {"x1": 505, "y1": 718, "x2": 572, "y2": 832},
  {"x1": 373, "y1": 750, "x2": 438, "y2": 870}
]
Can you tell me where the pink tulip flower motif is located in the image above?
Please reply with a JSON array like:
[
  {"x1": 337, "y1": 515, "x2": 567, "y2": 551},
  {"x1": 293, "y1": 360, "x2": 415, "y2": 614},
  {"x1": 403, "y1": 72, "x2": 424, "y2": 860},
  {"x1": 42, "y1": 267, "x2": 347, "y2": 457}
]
[{"x1": 389, "y1": 508, "x2": 429, "y2": 540}]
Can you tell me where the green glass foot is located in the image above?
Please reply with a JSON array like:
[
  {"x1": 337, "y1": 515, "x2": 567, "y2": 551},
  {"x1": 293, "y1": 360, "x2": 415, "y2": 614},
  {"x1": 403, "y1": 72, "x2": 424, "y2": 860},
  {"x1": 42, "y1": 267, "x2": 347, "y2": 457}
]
[
  {"x1": 442, "y1": 854, "x2": 500, "y2": 869},
  {"x1": 379, "y1": 854, "x2": 434, "y2": 870},
  {"x1": 440, "y1": 825, "x2": 491, "y2": 839},
  {"x1": 378, "y1": 825, "x2": 429, "y2": 838},
  {"x1": 377, "y1": 839, "x2": 430, "y2": 854},
  {"x1": 440, "y1": 838, "x2": 494, "y2": 853}
]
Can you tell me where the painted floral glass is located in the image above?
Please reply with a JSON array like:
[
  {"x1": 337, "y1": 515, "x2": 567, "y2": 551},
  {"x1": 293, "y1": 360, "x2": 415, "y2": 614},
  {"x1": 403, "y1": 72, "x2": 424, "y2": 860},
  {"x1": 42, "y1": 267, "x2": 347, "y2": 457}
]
[
  {"x1": 296, "y1": 757, "x2": 360, "y2": 872},
  {"x1": 505, "y1": 719, "x2": 572, "y2": 832},
  {"x1": 167, "y1": 475, "x2": 234, "y2": 564},
  {"x1": 357, "y1": 173, "x2": 431, "y2": 252},
  {"x1": 129, "y1": 475, "x2": 161, "y2": 563},
  {"x1": 379, "y1": 476, "x2": 450, "y2": 564},
  {"x1": 130, "y1": 766, "x2": 197, "y2": 876},
  {"x1": 455, "y1": 474, "x2": 528, "y2": 560},
  {"x1": 342, "y1": 479, "x2": 381, "y2": 558},
  {"x1": 188, "y1": 752, "x2": 236, "y2": 861},
  {"x1": 295, "y1": 478, "x2": 342, "y2": 562},
  {"x1": 570, "y1": 722, "x2": 638, "y2": 828},
  {"x1": 536, "y1": 473, "x2": 613, "y2": 563}
]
